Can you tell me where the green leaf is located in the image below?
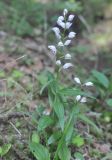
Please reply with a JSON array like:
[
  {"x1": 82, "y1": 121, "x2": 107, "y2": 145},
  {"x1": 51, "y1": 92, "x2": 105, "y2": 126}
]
[
  {"x1": 47, "y1": 131, "x2": 61, "y2": 145},
  {"x1": 32, "y1": 132, "x2": 40, "y2": 144},
  {"x1": 106, "y1": 99, "x2": 112, "y2": 107},
  {"x1": 0, "y1": 144, "x2": 11, "y2": 157},
  {"x1": 92, "y1": 70, "x2": 109, "y2": 88},
  {"x1": 59, "y1": 88, "x2": 81, "y2": 96},
  {"x1": 38, "y1": 71, "x2": 48, "y2": 86},
  {"x1": 72, "y1": 135, "x2": 84, "y2": 147},
  {"x1": 65, "y1": 121, "x2": 74, "y2": 144},
  {"x1": 53, "y1": 96, "x2": 64, "y2": 131},
  {"x1": 38, "y1": 116, "x2": 54, "y2": 131},
  {"x1": 58, "y1": 143, "x2": 71, "y2": 160},
  {"x1": 29, "y1": 143, "x2": 50, "y2": 160},
  {"x1": 79, "y1": 114, "x2": 102, "y2": 134},
  {"x1": 40, "y1": 79, "x2": 53, "y2": 95},
  {"x1": 39, "y1": 71, "x2": 55, "y2": 95},
  {"x1": 54, "y1": 105, "x2": 79, "y2": 159},
  {"x1": 74, "y1": 152, "x2": 84, "y2": 160},
  {"x1": 59, "y1": 88, "x2": 95, "y2": 99}
]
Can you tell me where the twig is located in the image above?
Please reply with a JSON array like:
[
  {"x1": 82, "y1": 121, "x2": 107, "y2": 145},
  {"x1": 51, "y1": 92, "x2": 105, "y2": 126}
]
[{"x1": 10, "y1": 122, "x2": 22, "y2": 137}]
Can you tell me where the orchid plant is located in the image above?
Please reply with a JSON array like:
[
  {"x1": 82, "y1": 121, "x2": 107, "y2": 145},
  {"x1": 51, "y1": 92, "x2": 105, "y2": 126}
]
[{"x1": 29, "y1": 9, "x2": 98, "y2": 160}]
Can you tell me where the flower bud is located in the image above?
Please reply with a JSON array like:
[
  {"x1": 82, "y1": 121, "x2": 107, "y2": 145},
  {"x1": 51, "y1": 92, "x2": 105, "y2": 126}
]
[
  {"x1": 52, "y1": 27, "x2": 60, "y2": 34},
  {"x1": 52, "y1": 27, "x2": 61, "y2": 39},
  {"x1": 65, "y1": 22, "x2": 72, "y2": 29},
  {"x1": 80, "y1": 97, "x2": 87, "y2": 103},
  {"x1": 64, "y1": 40, "x2": 71, "y2": 46},
  {"x1": 56, "y1": 60, "x2": 61, "y2": 66},
  {"x1": 84, "y1": 82, "x2": 93, "y2": 86},
  {"x1": 74, "y1": 77, "x2": 81, "y2": 84},
  {"x1": 68, "y1": 32, "x2": 76, "y2": 38},
  {"x1": 58, "y1": 41, "x2": 64, "y2": 47},
  {"x1": 63, "y1": 63, "x2": 73, "y2": 69},
  {"x1": 65, "y1": 53, "x2": 71, "y2": 59},
  {"x1": 76, "y1": 95, "x2": 81, "y2": 102},
  {"x1": 48, "y1": 45, "x2": 57, "y2": 55},
  {"x1": 57, "y1": 20, "x2": 65, "y2": 28},
  {"x1": 68, "y1": 15, "x2": 75, "y2": 21},
  {"x1": 63, "y1": 9, "x2": 68, "y2": 16},
  {"x1": 58, "y1": 16, "x2": 64, "y2": 21}
]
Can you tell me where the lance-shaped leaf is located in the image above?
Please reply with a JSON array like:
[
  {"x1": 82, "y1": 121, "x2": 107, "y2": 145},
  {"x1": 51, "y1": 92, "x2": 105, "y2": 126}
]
[
  {"x1": 53, "y1": 96, "x2": 64, "y2": 131},
  {"x1": 29, "y1": 143, "x2": 50, "y2": 160}
]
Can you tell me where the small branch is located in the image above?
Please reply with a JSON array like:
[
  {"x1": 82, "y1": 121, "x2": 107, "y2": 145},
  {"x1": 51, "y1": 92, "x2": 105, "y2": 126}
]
[{"x1": 10, "y1": 122, "x2": 22, "y2": 137}]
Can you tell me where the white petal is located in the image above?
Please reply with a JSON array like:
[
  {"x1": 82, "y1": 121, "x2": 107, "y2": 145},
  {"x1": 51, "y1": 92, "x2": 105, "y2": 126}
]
[
  {"x1": 52, "y1": 27, "x2": 60, "y2": 34},
  {"x1": 63, "y1": 63, "x2": 73, "y2": 69},
  {"x1": 48, "y1": 45, "x2": 57, "y2": 55},
  {"x1": 58, "y1": 41, "x2": 64, "y2": 47},
  {"x1": 52, "y1": 27, "x2": 61, "y2": 39},
  {"x1": 56, "y1": 33, "x2": 61, "y2": 39},
  {"x1": 56, "y1": 60, "x2": 61, "y2": 65},
  {"x1": 68, "y1": 32, "x2": 76, "y2": 38},
  {"x1": 57, "y1": 20, "x2": 65, "y2": 28},
  {"x1": 80, "y1": 97, "x2": 87, "y2": 103},
  {"x1": 64, "y1": 40, "x2": 71, "y2": 46},
  {"x1": 63, "y1": 9, "x2": 68, "y2": 16},
  {"x1": 76, "y1": 95, "x2": 81, "y2": 102},
  {"x1": 84, "y1": 82, "x2": 93, "y2": 86},
  {"x1": 65, "y1": 22, "x2": 72, "y2": 29},
  {"x1": 65, "y1": 53, "x2": 71, "y2": 59},
  {"x1": 74, "y1": 77, "x2": 81, "y2": 84},
  {"x1": 68, "y1": 15, "x2": 75, "y2": 21},
  {"x1": 58, "y1": 16, "x2": 64, "y2": 21}
]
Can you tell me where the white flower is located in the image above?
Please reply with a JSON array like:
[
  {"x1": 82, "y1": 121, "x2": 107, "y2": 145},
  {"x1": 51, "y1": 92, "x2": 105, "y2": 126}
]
[
  {"x1": 76, "y1": 95, "x2": 81, "y2": 102},
  {"x1": 63, "y1": 63, "x2": 73, "y2": 69},
  {"x1": 58, "y1": 41, "x2": 64, "y2": 47},
  {"x1": 65, "y1": 53, "x2": 71, "y2": 59},
  {"x1": 57, "y1": 20, "x2": 65, "y2": 28},
  {"x1": 68, "y1": 32, "x2": 76, "y2": 38},
  {"x1": 74, "y1": 77, "x2": 81, "y2": 84},
  {"x1": 65, "y1": 22, "x2": 72, "y2": 29},
  {"x1": 68, "y1": 15, "x2": 75, "y2": 21},
  {"x1": 52, "y1": 27, "x2": 60, "y2": 34},
  {"x1": 56, "y1": 60, "x2": 61, "y2": 65},
  {"x1": 84, "y1": 82, "x2": 93, "y2": 86},
  {"x1": 63, "y1": 9, "x2": 68, "y2": 16},
  {"x1": 58, "y1": 16, "x2": 64, "y2": 21},
  {"x1": 48, "y1": 45, "x2": 57, "y2": 55},
  {"x1": 43, "y1": 109, "x2": 51, "y2": 115},
  {"x1": 56, "y1": 33, "x2": 61, "y2": 39},
  {"x1": 80, "y1": 97, "x2": 87, "y2": 103},
  {"x1": 64, "y1": 40, "x2": 71, "y2": 46},
  {"x1": 52, "y1": 27, "x2": 61, "y2": 39}
]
